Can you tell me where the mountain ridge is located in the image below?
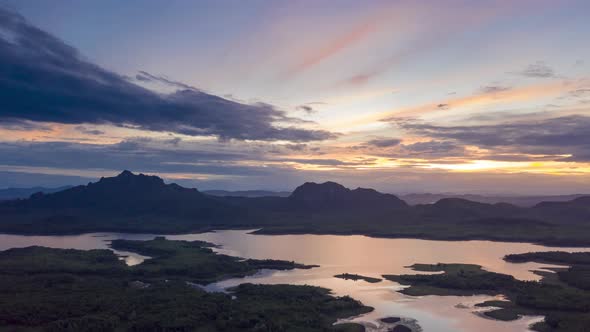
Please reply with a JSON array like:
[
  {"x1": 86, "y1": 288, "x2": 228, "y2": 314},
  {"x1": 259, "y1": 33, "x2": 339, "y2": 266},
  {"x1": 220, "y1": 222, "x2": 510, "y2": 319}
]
[{"x1": 1, "y1": 171, "x2": 590, "y2": 246}]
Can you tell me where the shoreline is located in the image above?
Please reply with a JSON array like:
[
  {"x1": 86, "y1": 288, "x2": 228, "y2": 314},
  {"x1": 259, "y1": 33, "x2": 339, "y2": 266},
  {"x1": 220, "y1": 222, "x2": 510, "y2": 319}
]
[{"x1": 1, "y1": 227, "x2": 590, "y2": 248}]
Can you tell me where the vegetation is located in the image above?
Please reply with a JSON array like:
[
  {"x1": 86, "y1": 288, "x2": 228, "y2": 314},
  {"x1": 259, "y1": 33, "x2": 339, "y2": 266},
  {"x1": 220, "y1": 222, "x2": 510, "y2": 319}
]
[
  {"x1": 110, "y1": 237, "x2": 316, "y2": 284},
  {"x1": 254, "y1": 219, "x2": 590, "y2": 247},
  {"x1": 334, "y1": 273, "x2": 382, "y2": 283},
  {"x1": 505, "y1": 251, "x2": 590, "y2": 291},
  {"x1": 0, "y1": 239, "x2": 371, "y2": 331},
  {"x1": 505, "y1": 251, "x2": 590, "y2": 265},
  {"x1": 384, "y1": 263, "x2": 515, "y2": 296},
  {"x1": 383, "y1": 260, "x2": 590, "y2": 331},
  {"x1": 474, "y1": 300, "x2": 533, "y2": 320}
]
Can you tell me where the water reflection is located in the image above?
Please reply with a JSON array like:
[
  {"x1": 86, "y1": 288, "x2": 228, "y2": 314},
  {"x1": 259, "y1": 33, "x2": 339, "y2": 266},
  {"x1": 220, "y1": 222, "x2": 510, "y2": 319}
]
[
  {"x1": 0, "y1": 230, "x2": 587, "y2": 332},
  {"x1": 0, "y1": 232, "x2": 154, "y2": 265}
]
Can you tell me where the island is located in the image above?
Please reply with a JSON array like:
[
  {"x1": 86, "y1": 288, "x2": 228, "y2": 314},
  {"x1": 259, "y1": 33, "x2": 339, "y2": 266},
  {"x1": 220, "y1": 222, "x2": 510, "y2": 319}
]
[
  {"x1": 0, "y1": 238, "x2": 372, "y2": 331},
  {"x1": 335, "y1": 273, "x2": 382, "y2": 283},
  {"x1": 110, "y1": 236, "x2": 318, "y2": 284},
  {"x1": 383, "y1": 259, "x2": 590, "y2": 331}
]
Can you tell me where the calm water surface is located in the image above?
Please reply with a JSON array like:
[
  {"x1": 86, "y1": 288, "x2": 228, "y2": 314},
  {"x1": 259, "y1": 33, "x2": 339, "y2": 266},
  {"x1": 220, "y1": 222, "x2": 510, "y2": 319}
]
[{"x1": 1, "y1": 230, "x2": 588, "y2": 332}]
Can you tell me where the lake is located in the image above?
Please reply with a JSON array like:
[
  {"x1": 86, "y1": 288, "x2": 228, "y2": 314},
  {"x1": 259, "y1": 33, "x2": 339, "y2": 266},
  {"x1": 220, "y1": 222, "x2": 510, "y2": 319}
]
[{"x1": 1, "y1": 230, "x2": 587, "y2": 332}]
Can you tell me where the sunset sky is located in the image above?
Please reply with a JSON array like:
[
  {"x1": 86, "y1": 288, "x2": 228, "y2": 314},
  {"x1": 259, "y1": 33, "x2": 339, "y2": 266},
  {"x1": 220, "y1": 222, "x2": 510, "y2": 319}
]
[{"x1": 1, "y1": 0, "x2": 589, "y2": 194}]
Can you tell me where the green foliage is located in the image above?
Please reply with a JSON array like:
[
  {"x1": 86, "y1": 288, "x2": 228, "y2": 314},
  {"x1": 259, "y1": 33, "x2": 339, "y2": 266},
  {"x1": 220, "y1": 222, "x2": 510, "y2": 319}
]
[
  {"x1": 559, "y1": 265, "x2": 590, "y2": 290},
  {"x1": 0, "y1": 239, "x2": 371, "y2": 331},
  {"x1": 505, "y1": 251, "x2": 590, "y2": 265},
  {"x1": 384, "y1": 260, "x2": 590, "y2": 331},
  {"x1": 0, "y1": 246, "x2": 126, "y2": 275},
  {"x1": 334, "y1": 273, "x2": 382, "y2": 283},
  {"x1": 505, "y1": 251, "x2": 590, "y2": 291},
  {"x1": 111, "y1": 237, "x2": 315, "y2": 284},
  {"x1": 384, "y1": 263, "x2": 515, "y2": 296}
]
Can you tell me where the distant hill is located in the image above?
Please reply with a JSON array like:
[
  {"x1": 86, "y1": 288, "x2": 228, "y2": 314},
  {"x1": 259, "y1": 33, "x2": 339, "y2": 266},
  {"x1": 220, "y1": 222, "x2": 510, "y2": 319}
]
[
  {"x1": 528, "y1": 196, "x2": 590, "y2": 224},
  {"x1": 207, "y1": 189, "x2": 587, "y2": 207},
  {"x1": 415, "y1": 198, "x2": 522, "y2": 221},
  {"x1": 290, "y1": 181, "x2": 408, "y2": 210},
  {"x1": 0, "y1": 186, "x2": 73, "y2": 201},
  {"x1": 400, "y1": 193, "x2": 589, "y2": 207},
  {"x1": 1, "y1": 171, "x2": 590, "y2": 245},
  {"x1": 204, "y1": 190, "x2": 291, "y2": 198}
]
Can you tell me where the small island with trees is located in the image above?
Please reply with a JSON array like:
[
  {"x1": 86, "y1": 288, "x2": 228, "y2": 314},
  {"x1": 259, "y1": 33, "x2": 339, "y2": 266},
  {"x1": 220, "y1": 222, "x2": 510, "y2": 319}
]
[
  {"x1": 335, "y1": 273, "x2": 382, "y2": 283},
  {"x1": 382, "y1": 252, "x2": 590, "y2": 331}
]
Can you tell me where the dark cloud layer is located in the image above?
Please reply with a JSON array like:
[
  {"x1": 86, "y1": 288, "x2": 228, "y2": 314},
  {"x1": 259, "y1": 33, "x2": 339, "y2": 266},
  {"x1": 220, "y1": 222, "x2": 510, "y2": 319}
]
[
  {"x1": 401, "y1": 140, "x2": 462, "y2": 156},
  {"x1": 0, "y1": 119, "x2": 51, "y2": 131},
  {"x1": 0, "y1": 139, "x2": 269, "y2": 176},
  {"x1": 135, "y1": 71, "x2": 197, "y2": 91},
  {"x1": 0, "y1": 9, "x2": 335, "y2": 142},
  {"x1": 367, "y1": 138, "x2": 402, "y2": 147},
  {"x1": 400, "y1": 115, "x2": 590, "y2": 161},
  {"x1": 75, "y1": 126, "x2": 104, "y2": 135}
]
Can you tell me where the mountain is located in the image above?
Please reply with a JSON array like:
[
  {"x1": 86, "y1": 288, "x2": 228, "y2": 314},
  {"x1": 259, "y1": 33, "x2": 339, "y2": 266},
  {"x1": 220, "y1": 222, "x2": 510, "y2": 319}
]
[
  {"x1": 1, "y1": 171, "x2": 590, "y2": 245},
  {"x1": 204, "y1": 190, "x2": 291, "y2": 198},
  {"x1": 290, "y1": 182, "x2": 408, "y2": 210},
  {"x1": 400, "y1": 193, "x2": 589, "y2": 207},
  {"x1": 0, "y1": 186, "x2": 73, "y2": 201},
  {"x1": 528, "y1": 196, "x2": 590, "y2": 224},
  {"x1": 416, "y1": 198, "x2": 522, "y2": 221},
  {"x1": 0, "y1": 171, "x2": 244, "y2": 234}
]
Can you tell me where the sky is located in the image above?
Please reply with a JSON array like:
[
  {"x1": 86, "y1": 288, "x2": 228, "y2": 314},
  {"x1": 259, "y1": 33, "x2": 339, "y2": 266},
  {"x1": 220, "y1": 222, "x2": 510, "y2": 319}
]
[{"x1": 0, "y1": 0, "x2": 589, "y2": 194}]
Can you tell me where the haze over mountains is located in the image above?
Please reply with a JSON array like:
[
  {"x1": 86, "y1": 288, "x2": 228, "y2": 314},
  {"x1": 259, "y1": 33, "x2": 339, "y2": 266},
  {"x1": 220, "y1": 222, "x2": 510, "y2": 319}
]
[
  {"x1": 399, "y1": 193, "x2": 589, "y2": 207},
  {"x1": 0, "y1": 186, "x2": 73, "y2": 201},
  {"x1": 6, "y1": 181, "x2": 583, "y2": 209},
  {"x1": 203, "y1": 190, "x2": 291, "y2": 198},
  {"x1": 1, "y1": 171, "x2": 589, "y2": 247},
  {"x1": 204, "y1": 189, "x2": 588, "y2": 208}
]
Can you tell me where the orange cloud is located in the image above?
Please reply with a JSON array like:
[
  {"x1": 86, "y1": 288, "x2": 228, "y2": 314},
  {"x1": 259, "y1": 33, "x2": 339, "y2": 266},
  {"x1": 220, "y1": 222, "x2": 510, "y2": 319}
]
[
  {"x1": 332, "y1": 1, "x2": 544, "y2": 87},
  {"x1": 329, "y1": 81, "x2": 570, "y2": 131},
  {"x1": 386, "y1": 82, "x2": 567, "y2": 119},
  {"x1": 286, "y1": 23, "x2": 377, "y2": 77}
]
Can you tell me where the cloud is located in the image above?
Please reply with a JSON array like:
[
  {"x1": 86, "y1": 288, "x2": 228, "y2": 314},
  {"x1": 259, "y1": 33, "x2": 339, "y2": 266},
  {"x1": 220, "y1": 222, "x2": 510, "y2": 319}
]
[
  {"x1": 284, "y1": 11, "x2": 387, "y2": 77},
  {"x1": 513, "y1": 61, "x2": 556, "y2": 78},
  {"x1": 0, "y1": 136, "x2": 363, "y2": 179},
  {"x1": 0, "y1": 136, "x2": 588, "y2": 194},
  {"x1": 279, "y1": 158, "x2": 351, "y2": 166},
  {"x1": 569, "y1": 88, "x2": 590, "y2": 98},
  {"x1": 480, "y1": 85, "x2": 511, "y2": 94},
  {"x1": 402, "y1": 140, "x2": 462, "y2": 155},
  {"x1": 0, "y1": 139, "x2": 270, "y2": 176},
  {"x1": 367, "y1": 138, "x2": 402, "y2": 148},
  {"x1": 0, "y1": 119, "x2": 52, "y2": 131},
  {"x1": 75, "y1": 126, "x2": 104, "y2": 135},
  {"x1": 0, "y1": 8, "x2": 335, "y2": 142},
  {"x1": 400, "y1": 115, "x2": 590, "y2": 161},
  {"x1": 135, "y1": 71, "x2": 197, "y2": 90},
  {"x1": 296, "y1": 105, "x2": 316, "y2": 115},
  {"x1": 284, "y1": 143, "x2": 307, "y2": 151},
  {"x1": 376, "y1": 81, "x2": 568, "y2": 124},
  {"x1": 343, "y1": 73, "x2": 375, "y2": 86}
]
